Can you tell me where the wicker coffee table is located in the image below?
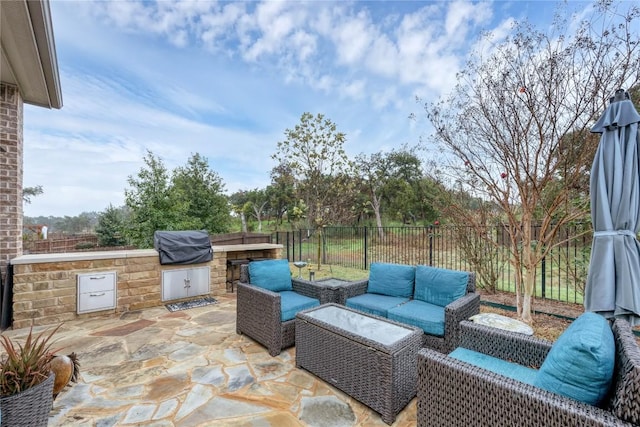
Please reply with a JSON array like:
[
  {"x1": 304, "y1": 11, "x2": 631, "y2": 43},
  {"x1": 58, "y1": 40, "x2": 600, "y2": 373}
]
[{"x1": 295, "y1": 303, "x2": 423, "y2": 424}]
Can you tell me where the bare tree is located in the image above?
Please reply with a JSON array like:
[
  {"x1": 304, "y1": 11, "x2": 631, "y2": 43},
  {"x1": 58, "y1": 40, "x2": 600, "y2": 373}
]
[{"x1": 424, "y1": 1, "x2": 640, "y2": 322}]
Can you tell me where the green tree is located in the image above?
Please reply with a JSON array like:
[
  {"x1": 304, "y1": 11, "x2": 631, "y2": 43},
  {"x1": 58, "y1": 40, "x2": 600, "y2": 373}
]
[
  {"x1": 95, "y1": 204, "x2": 127, "y2": 246},
  {"x1": 227, "y1": 191, "x2": 249, "y2": 232},
  {"x1": 58, "y1": 212, "x2": 98, "y2": 233},
  {"x1": 356, "y1": 147, "x2": 440, "y2": 228},
  {"x1": 424, "y1": 1, "x2": 640, "y2": 322},
  {"x1": 171, "y1": 153, "x2": 231, "y2": 234},
  {"x1": 23, "y1": 185, "x2": 43, "y2": 204},
  {"x1": 268, "y1": 163, "x2": 296, "y2": 227},
  {"x1": 381, "y1": 148, "x2": 430, "y2": 225},
  {"x1": 272, "y1": 112, "x2": 356, "y2": 267},
  {"x1": 124, "y1": 151, "x2": 231, "y2": 247},
  {"x1": 355, "y1": 152, "x2": 389, "y2": 236},
  {"x1": 124, "y1": 151, "x2": 186, "y2": 247},
  {"x1": 272, "y1": 112, "x2": 356, "y2": 228},
  {"x1": 242, "y1": 188, "x2": 269, "y2": 232}
]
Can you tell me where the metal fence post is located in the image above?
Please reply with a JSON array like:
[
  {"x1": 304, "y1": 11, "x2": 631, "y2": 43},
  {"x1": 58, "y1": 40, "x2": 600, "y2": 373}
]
[
  {"x1": 541, "y1": 256, "x2": 546, "y2": 299},
  {"x1": 428, "y1": 225, "x2": 433, "y2": 266},
  {"x1": 363, "y1": 226, "x2": 368, "y2": 270},
  {"x1": 322, "y1": 227, "x2": 327, "y2": 265},
  {"x1": 286, "y1": 232, "x2": 290, "y2": 261}
]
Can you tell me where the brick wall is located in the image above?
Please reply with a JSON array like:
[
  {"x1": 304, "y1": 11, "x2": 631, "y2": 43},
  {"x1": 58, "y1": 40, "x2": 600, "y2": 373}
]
[
  {"x1": 10, "y1": 245, "x2": 282, "y2": 329},
  {"x1": 0, "y1": 83, "x2": 24, "y2": 279}
]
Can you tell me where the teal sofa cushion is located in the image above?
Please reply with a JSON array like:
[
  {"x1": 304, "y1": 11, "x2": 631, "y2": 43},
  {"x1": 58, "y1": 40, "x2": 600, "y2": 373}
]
[
  {"x1": 449, "y1": 347, "x2": 539, "y2": 385},
  {"x1": 279, "y1": 291, "x2": 319, "y2": 322},
  {"x1": 367, "y1": 262, "x2": 415, "y2": 298},
  {"x1": 249, "y1": 259, "x2": 292, "y2": 292},
  {"x1": 533, "y1": 312, "x2": 614, "y2": 406},
  {"x1": 414, "y1": 265, "x2": 469, "y2": 307},
  {"x1": 388, "y1": 300, "x2": 445, "y2": 336},
  {"x1": 345, "y1": 293, "x2": 409, "y2": 318}
]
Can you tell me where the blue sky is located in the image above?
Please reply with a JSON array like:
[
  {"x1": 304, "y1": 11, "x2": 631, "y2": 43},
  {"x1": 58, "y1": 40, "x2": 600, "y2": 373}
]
[{"x1": 23, "y1": 0, "x2": 588, "y2": 217}]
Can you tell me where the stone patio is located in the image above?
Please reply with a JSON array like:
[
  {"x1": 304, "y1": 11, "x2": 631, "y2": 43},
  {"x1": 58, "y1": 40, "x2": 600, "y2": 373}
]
[{"x1": 1, "y1": 294, "x2": 416, "y2": 426}]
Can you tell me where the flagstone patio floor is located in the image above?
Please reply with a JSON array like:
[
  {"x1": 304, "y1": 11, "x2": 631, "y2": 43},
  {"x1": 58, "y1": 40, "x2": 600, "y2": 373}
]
[{"x1": 3, "y1": 294, "x2": 416, "y2": 426}]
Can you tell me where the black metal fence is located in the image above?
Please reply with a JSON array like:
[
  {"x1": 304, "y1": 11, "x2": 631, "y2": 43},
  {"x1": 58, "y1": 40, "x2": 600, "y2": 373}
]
[{"x1": 272, "y1": 224, "x2": 592, "y2": 304}]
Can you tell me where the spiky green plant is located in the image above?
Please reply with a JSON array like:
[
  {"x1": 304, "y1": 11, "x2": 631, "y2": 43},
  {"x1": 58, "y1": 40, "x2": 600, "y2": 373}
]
[{"x1": 0, "y1": 324, "x2": 62, "y2": 397}]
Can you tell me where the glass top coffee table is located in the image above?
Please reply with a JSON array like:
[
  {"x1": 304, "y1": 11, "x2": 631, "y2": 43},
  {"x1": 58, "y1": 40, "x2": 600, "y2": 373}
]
[{"x1": 296, "y1": 303, "x2": 423, "y2": 424}]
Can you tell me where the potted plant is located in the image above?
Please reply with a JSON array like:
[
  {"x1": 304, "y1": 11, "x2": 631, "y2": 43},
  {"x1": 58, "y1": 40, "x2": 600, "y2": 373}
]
[{"x1": 0, "y1": 324, "x2": 61, "y2": 427}]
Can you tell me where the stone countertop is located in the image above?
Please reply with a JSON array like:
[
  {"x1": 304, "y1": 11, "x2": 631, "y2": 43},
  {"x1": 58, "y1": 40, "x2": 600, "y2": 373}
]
[{"x1": 11, "y1": 243, "x2": 283, "y2": 264}]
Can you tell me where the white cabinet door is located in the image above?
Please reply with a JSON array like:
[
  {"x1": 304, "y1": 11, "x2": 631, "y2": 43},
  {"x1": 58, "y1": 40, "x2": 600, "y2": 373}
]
[{"x1": 162, "y1": 266, "x2": 210, "y2": 301}]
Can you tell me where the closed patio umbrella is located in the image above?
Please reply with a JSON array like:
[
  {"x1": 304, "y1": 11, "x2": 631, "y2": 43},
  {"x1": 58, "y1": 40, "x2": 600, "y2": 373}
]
[{"x1": 585, "y1": 89, "x2": 640, "y2": 325}]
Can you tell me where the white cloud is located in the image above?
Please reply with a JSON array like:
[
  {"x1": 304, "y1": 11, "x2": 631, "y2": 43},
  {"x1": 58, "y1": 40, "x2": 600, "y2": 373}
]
[
  {"x1": 199, "y1": 3, "x2": 241, "y2": 42},
  {"x1": 365, "y1": 34, "x2": 398, "y2": 77},
  {"x1": 24, "y1": 0, "x2": 557, "y2": 217},
  {"x1": 339, "y1": 79, "x2": 367, "y2": 100},
  {"x1": 311, "y1": 74, "x2": 334, "y2": 93},
  {"x1": 371, "y1": 86, "x2": 400, "y2": 110},
  {"x1": 290, "y1": 30, "x2": 317, "y2": 62},
  {"x1": 445, "y1": 0, "x2": 492, "y2": 42},
  {"x1": 331, "y1": 11, "x2": 375, "y2": 66}
]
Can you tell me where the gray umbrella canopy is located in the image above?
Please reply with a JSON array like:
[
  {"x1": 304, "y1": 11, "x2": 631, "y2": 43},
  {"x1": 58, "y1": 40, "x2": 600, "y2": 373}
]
[{"x1": 585, "y1": 89, "x2": 640, "y2": 326}]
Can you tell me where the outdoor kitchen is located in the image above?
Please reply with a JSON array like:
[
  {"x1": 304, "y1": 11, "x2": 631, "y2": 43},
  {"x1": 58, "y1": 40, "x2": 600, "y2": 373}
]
[{"x1": 8, "y1": 236, "x2": 282, "y2": 329}]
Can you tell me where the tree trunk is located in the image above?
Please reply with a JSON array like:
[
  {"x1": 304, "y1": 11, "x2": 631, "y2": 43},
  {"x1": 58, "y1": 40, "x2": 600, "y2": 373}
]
[
  {"x1": 371, "y1": 193, "x2": 384, "y2": 240},
  {"x1": 520, "y1": 215, "x2": 535, "y2": 323},
  {"x1": 240, "y1": 212, "x2": 247, "y2": 233},
  {"x1": 514, "y1": 261, "x2": 523, "y2": 318},
  {"x1": 521, "y1": 286, "x2": 533, "y2": 324}
]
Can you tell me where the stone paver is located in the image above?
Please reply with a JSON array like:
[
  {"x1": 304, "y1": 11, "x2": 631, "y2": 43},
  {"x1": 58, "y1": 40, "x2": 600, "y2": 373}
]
[{"x1": 2, "y1": 294, "x2": 417, "y2": 426}]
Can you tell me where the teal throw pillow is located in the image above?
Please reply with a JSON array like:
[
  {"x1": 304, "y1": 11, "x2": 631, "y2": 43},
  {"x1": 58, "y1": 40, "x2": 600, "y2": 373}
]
[
  {"x1": 367, "y1": 262, "x2": 415, "y2": 298},
  {"x1": 533, "y1": 312, "x2": 614, "y2": 406},
  {"x1": 248, "y1": 259, "x2": 292, "y2": 292},
  {"x1": 414, "y1": 265, "x2": 469, "y2": 307}
]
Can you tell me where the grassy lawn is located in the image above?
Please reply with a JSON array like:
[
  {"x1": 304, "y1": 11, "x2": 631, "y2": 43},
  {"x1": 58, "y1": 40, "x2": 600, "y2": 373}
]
[
  {"x1": 289, "y1": 236, "x2": 588, "y2": 305},
  {"x1": 288, "y1": 262, "x2": 369, "y2": 281}
]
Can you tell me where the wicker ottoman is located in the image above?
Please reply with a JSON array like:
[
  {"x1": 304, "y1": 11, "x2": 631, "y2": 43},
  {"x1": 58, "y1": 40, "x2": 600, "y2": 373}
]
[{"x1": 295, "y1": 303, "x2": 423, "y2": 424}]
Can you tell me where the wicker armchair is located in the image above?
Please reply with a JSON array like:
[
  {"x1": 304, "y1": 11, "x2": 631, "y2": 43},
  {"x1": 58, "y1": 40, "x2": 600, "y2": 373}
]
[
  {"x1": 339, "y1": 269, "x2": 479, "y2": 353},
  {"x1": 236, "y1": 264, "x2": 329, "y2": 356},
  {"x1": 417, "y1": 319, "x2": 640, "y2": 426}
]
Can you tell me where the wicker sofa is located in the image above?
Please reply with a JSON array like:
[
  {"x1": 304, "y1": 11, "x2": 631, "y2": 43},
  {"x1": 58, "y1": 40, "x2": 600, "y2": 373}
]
[
  {"x1": 417, "y1": 318, "x2": 640, "y2": 426},
  {"x1": 236, "y1": 261, "x2": 330, "y2": 356},
  {"x1": 339, "y1": 263, "x2": 480, "y2": 353}
]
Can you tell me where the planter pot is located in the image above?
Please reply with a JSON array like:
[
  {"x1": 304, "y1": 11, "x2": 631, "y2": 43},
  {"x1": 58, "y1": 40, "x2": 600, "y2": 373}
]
[{"x1": 0, "y1": 373, "x2": 55, "y2": 427}]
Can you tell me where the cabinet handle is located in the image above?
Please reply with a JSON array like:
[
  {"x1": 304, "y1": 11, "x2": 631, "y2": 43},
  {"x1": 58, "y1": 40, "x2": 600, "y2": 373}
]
[
  {"x1": 89, "y1": 293, "x2": 106, "y2": 297},
  {"x1": 89, "y1": 276, "x2": 106, "y2": 280}
]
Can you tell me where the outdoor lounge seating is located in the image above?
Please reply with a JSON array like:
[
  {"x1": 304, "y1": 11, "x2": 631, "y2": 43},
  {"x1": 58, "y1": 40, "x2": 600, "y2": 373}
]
[
  {"x1": 341, "y1": 263, "x2": 479, "y2": 353},
  {"x1": 236, "y1": 259, "x2": 323, "y2": 356},
  {"x1": 417, "y1": 314, "x2": 640, "y2": 426},
  {"x1": 343, "y1": 262, "x2": 415, "y2": 316}
]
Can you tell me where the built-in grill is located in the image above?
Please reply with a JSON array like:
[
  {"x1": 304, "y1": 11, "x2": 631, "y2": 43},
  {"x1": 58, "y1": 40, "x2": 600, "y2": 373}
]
[
  {"x1": 153, "y1": 230, "x2": 213, "y2": 265},
  {"x1": 154, "y1": 230, "x2": 213, "y2": 302}
]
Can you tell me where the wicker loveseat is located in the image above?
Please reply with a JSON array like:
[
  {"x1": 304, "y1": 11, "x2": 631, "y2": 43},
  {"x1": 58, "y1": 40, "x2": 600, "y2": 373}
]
[
  {"x1": 417, "y1": 317, "x2": 640, "y2": 426},
  {"x1": 340, "y1": 263, "x2": 480, "y2": 353}
]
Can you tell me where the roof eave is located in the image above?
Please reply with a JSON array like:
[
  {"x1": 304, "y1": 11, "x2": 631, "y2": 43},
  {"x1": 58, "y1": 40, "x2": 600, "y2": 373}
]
[{"x1": 0, "y1": 0, "x2": 62, "y2": 109}]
